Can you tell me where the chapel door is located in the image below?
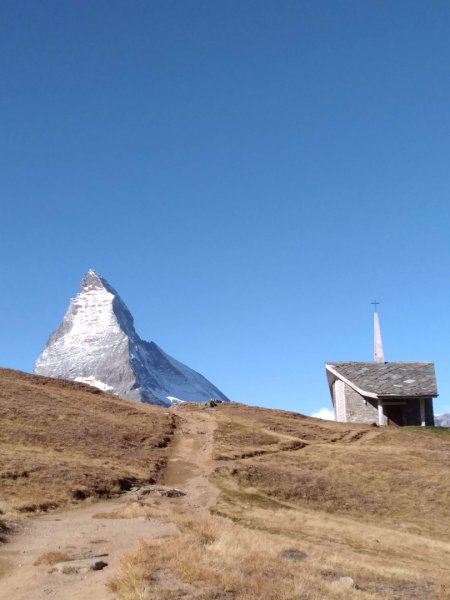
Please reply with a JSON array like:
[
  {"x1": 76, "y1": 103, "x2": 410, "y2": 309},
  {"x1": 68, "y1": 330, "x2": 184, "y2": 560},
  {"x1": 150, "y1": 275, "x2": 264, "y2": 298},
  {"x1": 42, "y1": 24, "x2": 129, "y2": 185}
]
[{"x1": 384, "y1": 405, "x2": 404, "y2": 426}]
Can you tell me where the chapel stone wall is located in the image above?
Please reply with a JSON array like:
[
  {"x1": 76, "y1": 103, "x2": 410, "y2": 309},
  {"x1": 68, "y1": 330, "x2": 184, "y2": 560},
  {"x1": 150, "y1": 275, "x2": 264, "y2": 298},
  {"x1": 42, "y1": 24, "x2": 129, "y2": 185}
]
[{"x1": 344, "y1": 384, "x2": 379, "y2": 424}]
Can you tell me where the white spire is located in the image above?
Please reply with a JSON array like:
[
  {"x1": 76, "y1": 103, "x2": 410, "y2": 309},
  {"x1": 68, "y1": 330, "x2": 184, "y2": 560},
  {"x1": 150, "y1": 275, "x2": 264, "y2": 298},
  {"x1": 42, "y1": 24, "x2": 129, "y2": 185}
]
[{"x1": 372, "y1": 302, "x2": 384, "y2": 363}]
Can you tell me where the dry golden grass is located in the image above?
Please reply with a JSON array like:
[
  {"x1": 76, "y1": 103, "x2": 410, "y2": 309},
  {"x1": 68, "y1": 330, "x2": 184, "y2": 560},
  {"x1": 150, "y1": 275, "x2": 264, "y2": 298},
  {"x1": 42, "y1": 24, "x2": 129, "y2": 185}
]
[
  {"x1": 105, "y1": 402, "x2": 450, "y2": 599},
  {"x1": 110, "y1": 500, "x2": 438, "y2": 600},
  {"x1": 208, "y1": 403, "x2": 450, "y2": 598},
  {"x1": 109, "y1": 403, "x2": 450, "y2": 599},
  {"x1": 4, "y1": 377, "x2": 450, "y2": 599},
  {"x1": 0, "y1": 369, "x2": 175, "y2": 522},
  {"x1": 108, "y1": 549, "x2": 150, "y2": 600},
  {"x1": 213, "y1": 403, "x2": 450, "y2": 537}
]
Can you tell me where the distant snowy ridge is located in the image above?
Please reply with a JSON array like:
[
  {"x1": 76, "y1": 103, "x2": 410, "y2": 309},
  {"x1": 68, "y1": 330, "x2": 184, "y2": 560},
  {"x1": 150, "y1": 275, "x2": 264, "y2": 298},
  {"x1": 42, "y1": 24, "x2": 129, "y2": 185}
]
[
  {"x1": 34, "y1": 269, "x2": 229, "y2": 407},
  {"x1": 434, "y1": 414, "x2": 450, "y2": 427}
]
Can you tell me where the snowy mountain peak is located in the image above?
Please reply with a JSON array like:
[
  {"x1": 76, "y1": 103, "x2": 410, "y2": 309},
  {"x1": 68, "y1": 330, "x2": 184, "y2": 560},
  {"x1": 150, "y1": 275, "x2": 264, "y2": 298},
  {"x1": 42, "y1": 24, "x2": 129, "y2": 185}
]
[
  {"x1": 81, "y1": 269, "x2": 108, "y2": 291},
  {"x1": 80, "y1": 269, "x2": 122, "y2": 297},
  {"x1": 34, "y1": 270, "x2": 229, "y2": 407}
]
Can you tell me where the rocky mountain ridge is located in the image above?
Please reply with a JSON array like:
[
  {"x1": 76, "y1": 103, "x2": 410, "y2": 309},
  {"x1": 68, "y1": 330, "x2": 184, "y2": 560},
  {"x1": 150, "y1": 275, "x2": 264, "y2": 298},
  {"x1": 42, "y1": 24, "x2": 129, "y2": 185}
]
[
  {"x1": 434, "y1": 413, "x2": 450, "y2": 427},
  {"x1": 34, "y1": 270, "x2": 229, "y2": 406}
]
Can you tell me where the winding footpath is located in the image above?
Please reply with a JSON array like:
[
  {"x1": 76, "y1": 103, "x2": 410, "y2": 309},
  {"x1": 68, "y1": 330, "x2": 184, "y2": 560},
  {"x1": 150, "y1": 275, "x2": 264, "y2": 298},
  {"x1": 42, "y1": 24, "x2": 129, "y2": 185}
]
[{"x1": 0, "y1": 407, "x2": 217, "y2": 600}]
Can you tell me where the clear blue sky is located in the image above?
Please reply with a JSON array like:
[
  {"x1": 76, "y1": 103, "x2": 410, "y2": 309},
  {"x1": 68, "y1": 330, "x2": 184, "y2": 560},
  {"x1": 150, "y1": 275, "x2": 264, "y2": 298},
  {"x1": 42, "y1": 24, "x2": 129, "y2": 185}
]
[{"x1": 1, "y1": 1, "x2": 450, "y2": 415}]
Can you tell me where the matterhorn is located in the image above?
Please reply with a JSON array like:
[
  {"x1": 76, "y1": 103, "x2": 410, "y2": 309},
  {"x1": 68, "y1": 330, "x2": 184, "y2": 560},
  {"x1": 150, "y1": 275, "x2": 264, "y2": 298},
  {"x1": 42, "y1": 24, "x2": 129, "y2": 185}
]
[{"x1": 34, "y1": 269, "x2": 229, "y2": 406}]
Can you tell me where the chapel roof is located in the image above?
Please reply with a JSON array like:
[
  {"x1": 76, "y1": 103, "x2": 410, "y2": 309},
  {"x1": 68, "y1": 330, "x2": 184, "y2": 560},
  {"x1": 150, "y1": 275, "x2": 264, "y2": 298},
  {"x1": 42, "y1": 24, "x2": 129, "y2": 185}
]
[{"x1": 325, "y1": 361, "x2": 437, "y2": 397}]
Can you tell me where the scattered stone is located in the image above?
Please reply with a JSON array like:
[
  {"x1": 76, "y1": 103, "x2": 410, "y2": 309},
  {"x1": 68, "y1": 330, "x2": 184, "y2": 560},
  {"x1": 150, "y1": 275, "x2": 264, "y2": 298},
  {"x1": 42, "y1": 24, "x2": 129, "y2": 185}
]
[
  {"x1": 52, "y1": 560, "x2": 84, "y2": 575},
  {"x1": 53, "y1": 557, "x2": 108, "y2": 575},
  {"x1": 337, "y1": 576, "x2": 355, "y2": 589},
  {"x1": 160, "y1": 488, "x2": 186, "y2": 498},
  {"x1": 208, "y1": 399, "x2": 223, "y2": 408},
  {"x1": 198, "y1": 399, "x2": 224, "y2": 409},
  {"x1": 279, "y1": 549, "x2": 307, "y2": 560},
  {"x1": 133, "y1": 485, "x2": 186, "y2": 499}
]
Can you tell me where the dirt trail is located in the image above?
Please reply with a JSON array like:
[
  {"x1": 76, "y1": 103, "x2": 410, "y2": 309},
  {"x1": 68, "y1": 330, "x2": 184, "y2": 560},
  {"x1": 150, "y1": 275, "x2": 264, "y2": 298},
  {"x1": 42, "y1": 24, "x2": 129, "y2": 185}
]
[
  {"x1": 164, "y1": 407, "x2": 218, "y2": 510},
  {"x1": 0, "y1": 407, "x2": 218, "y2": 600}
]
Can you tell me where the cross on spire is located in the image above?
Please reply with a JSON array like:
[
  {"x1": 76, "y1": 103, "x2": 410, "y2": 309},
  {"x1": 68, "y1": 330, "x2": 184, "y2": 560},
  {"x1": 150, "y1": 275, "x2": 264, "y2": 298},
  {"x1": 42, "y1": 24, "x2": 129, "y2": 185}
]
[{"x1": 371, "y1": 300, "x2": 380, "y2": 313}]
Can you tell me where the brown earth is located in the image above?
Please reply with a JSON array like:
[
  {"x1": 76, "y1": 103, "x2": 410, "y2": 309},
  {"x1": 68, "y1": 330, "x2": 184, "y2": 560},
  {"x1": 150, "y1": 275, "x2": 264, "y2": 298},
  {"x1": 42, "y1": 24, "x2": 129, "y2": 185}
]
[
  {"x1": 209, "y1": 403, "x2": 450, "y2": 598},
  {"x1": 0, "y1": 369, "x2": 174, "y2": 521},
  {"x1": 212, "y1": 403, "x2": 450, "y2": 537},
  {"x1": 1, "y1": 371, "x2": 450, "y2": 599}
]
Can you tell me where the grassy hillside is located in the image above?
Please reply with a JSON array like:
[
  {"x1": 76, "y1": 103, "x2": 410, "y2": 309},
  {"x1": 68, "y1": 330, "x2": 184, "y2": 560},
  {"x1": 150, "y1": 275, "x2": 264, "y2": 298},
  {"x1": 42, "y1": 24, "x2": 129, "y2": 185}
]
[
  {"x1": 0, "y1": 369, "x2": 174, "y2": 526},
  {"x1": 209, "y1": 403, "x2": 450, "y2": 598},
  {"x1": 109, "y1": 403, "x2": 450, "y2": 599},
  {"x1": 2, "y1": 375, "x2": 450, "y2": 598},
  {"x1": 213, "y1": 403, "x2": 450, "y2": 536}
]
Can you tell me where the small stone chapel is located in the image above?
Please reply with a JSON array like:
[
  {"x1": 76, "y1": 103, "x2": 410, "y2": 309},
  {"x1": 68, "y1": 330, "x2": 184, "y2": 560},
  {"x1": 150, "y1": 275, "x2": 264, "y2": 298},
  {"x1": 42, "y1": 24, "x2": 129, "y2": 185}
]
[{"x1": 325, "y1": 306, "x2": 437, "y2": 426}]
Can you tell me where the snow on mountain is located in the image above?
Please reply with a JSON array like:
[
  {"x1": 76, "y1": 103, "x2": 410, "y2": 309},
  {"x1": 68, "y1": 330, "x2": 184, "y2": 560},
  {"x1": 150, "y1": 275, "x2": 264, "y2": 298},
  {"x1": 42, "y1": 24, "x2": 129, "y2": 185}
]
[
  {"x1": 434, "y1": 414, "x2": 450, "y2": 427},
  {"x1": 74, "y1": 376, "x2": 114, "y2": 392},
  {"x1": 34, "y1": 269, "x2": 229, "y2": 407}
]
